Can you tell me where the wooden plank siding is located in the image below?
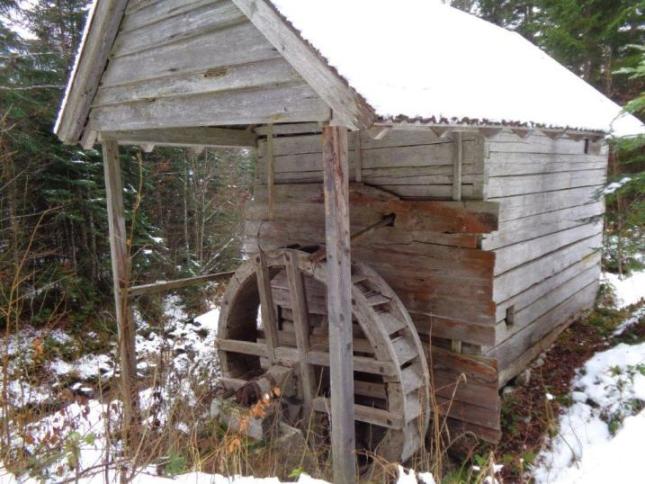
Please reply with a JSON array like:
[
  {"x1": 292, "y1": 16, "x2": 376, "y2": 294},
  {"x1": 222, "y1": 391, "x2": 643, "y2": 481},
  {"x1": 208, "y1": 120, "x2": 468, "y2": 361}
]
[
  {"x1": 88, "y1": 0, "x2": 330, "y2": 131},
  {"x1": 256, "y1": 129, "x2": 487, "y2": 200},
  {"x1": 482, "y1": 131, "x2": 607, "y2": 387},
  {"x1": 244, "y1": 128, "x2": 501, "y2": 438}
]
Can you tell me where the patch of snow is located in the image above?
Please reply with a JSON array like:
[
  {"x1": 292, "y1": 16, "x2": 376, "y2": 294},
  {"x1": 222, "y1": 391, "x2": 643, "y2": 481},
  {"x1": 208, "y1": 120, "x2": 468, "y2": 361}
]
[
  {"x1": 532, "y1": 339, "x2": 645, "y2": 483},
  {"x1": 613, "y1": 306, "x2": 645, "y2": 336},
  {"x1": 194, "y1": 308, "x2": 220, "y2": 334},
  {"x1": 602, "y1": 270, "x2": 645, "y2": 309},
  {"x1": 270, "y1": 0, "x2": 644, "y2": 136},
  {"x1": 603, "y1": 176, "x2": 632, "y2": 194}
]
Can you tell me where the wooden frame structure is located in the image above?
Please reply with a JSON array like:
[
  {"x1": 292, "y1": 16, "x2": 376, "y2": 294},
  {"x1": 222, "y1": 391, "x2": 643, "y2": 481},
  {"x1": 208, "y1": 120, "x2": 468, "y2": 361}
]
[{"x1": 54, "y1": 0, "x2": 640, "y2": 481}]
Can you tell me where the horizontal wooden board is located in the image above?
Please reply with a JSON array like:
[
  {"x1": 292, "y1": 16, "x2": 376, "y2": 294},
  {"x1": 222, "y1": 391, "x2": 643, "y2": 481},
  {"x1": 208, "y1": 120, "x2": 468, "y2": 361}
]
[
  {"x1": 487, "y1": 131, "x2": 588, "y2": 155},
  {"x1": 251, "y1": 184, "x2": 499, "y2": 234},
  {"x1": 90, "y1": 83, "x2": 330, "y2": 131},
  {"x1": 495, "y1": 186, "x2": 603, "y2": 221},
  {"x1": 494, "y1": 264, "x2": 600, "y2": 346},
  {"x1": 431, "y1": 346, "x2": 498, "y2": 386},
  {"x1": 413, "y1": 312, "x2": 495, "y2": 347},
  {"x1": 487, "y1": 169, "x2": 606, "y2": 198},
  {"x1": 487, "y1": 152, "x2": 607, "y2": 176},
  {"x1": 490, "y1": 281, "x2": 597, "y2": 371},
  {"x1": 482, "y1": 201, "x2": 605, "y2": 250},
  {"x1": 494, "y1": 233, "x2": 602, "y2": 303},
  {"x1": 260, "y1": 131, "x2": 482, "y2": 157},
  {"x1": 494, "y1": 251, "x2": 601, "y2": 322},
  {"x1": 122, "y1": 0, "x2": 218, "y2": 31},
  {"x1": 103, "y1": 21, "x2": 277, "y2": 86},
  {"x1": 95, "y1": 57, "x2": 301, "y2": 106},
  {"x1": 113, "y1": 0, "x2": 245, "y2": 58},
  {"x1": 494, "y1": 221, "x2": 603, "y2": 275}
]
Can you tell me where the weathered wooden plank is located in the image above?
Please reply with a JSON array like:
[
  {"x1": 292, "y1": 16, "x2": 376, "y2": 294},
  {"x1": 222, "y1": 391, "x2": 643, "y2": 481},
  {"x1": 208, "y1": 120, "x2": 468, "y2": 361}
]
[
  {"x1": 494, "y1": 251, "x2": 601, "y2": 322},
  {"x1": 102, "y1": 140, "x2": 139, "y2": 448},
  {"x1": 487, "y1": 169, "x2": 606, "y2": 198},
  {"x1": 412, "y1": 312, "x2": 496, "y2": 347},
  {"x1": 255, "y1": 123, "x2": 321, "y2": 136},
  {"x1": 255, "y1": 252, "x2": 279, "y2": 363},
  {"x1": 95, "y1": 57, "x2": 302, "y2": 106},
  {"x1": 495, "y1": 186, "x2": 603, "y2": 221},
  {"x1": 487, "y1": 155, "x2": 607, "y2": 177},
  {"x1": 90, "y1": 83, "x2": 330, "y2": 131},
  {"x1": 260, "y1": 135, "x2": 484, "y2": 168},
  {"x1": 101, "y1": 127, "x2": 256, "y2": 148},
  {"x1": 312, "y1": 397, "x2": 403, "y2": 429},
  {"x1": 320, "y1": 125, "x2": 356, "y2": 482},
  {"x1": 491, "y1": 281, "x2": 598, "y2": 371},
  {"x1": 452, "y1": 131, "x2": 464, "y2": 201},
  {"x1": 482, "y1": 202, "x2": 605, "y2": 250},
  {"x1": 102, "y1": 21, "x2": 277, "y2": 86},
  {"x1": 447, "y1": 417, "x2": 501, "y2": 443},
  {"x1": 249, "y1": 184, "x2": 499, "y2": 234},
  {"x1": 487, "y1": 131, "x2": 587, "y2": 155},
  {"x1": 431, "y1": 346, "x2": 498, "y2": 386},
  {"x1": 232, "y1": 0, "x2": 375, "y2": 131},
  {"x1": 122, "y1": 0, "x2": 217, "y2": 31},
  {"x1": 494, "y1": 233, "x2": 602, "y2": 303},
  {"x1": 494, "y1": 221, "x2": 603, "y2": 275},
  {"x1": 262, "y1": 131, "x2": 482, "y2": 156},
  {"x1": 494, "y1": 264, "x2": 601, "y2": 345},
  {"x1": 433, "y1": 373, "x2": 499, "y2": 409},
  {"x1": 436, "y1": 395, "x2": 500, "y2": 430},
  {"x1": 113, "y1": 0, "x2": 245, "y2": 58},
  {"x1": 127, "y1": 270, "x2": 234, "y2": 297},
  {"x1": 56, "y1": 0, "x2": 129, "y2": 144},
  {"x1": 284, "y1": 250, "x2": 315, "y2": 416}
]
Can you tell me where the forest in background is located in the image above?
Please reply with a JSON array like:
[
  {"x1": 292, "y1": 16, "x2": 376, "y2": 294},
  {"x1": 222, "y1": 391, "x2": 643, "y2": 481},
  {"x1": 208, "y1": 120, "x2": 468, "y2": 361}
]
[{"x1": 0, "y1": 0, "x2": 643, "y2": 334}]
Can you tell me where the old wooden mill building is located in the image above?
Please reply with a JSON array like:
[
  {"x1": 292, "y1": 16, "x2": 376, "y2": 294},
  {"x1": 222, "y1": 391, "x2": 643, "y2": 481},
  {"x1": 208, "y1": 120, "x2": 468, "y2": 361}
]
[{"x1": 56, "y1": 0, "x2": 644, "y2": 481}]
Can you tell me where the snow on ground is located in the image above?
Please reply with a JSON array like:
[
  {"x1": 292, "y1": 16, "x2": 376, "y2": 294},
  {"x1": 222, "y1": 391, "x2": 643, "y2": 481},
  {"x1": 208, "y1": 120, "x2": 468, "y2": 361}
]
[
  {"x1": 532, "y1": 332, "x2": 645, "y2": 483},
  {"x1": 602, "y1": 270, "x2": 645, "y2": 309}
]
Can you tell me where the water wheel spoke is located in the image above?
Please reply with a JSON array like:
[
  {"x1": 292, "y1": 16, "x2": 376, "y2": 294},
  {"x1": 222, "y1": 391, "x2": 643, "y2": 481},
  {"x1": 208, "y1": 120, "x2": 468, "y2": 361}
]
[
  {"x1": 284, "y1": 250, "x2": 315, "y2": 415},
  {"x1": 255, "y1": 251, "x2": 279, "y2": 362},
  {"x1": 312, "y1": 397, "x2": 404, "y2": 429}
]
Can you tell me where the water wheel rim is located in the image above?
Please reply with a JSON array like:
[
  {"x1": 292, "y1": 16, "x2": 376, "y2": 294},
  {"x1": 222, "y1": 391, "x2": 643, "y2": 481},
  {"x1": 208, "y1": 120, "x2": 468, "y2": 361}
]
[{"x1": 216, "y1": 248, "x2": 430, "y2": 463}]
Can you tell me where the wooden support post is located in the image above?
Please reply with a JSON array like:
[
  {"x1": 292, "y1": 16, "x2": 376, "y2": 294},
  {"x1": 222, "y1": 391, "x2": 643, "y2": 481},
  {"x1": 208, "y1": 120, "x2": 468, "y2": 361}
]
[
  {"x1": 321, "y1": 125, "x2": 356, "y2": 483},
  {"x1": 452, "y1": 131, "x2": 464, "y2": 201},
  {"x1": 266, "y1": 124, "x2": 275, "y2": 220},
  {"x1": 101, "y1": 140, "x2": 139, "y2": 450}
]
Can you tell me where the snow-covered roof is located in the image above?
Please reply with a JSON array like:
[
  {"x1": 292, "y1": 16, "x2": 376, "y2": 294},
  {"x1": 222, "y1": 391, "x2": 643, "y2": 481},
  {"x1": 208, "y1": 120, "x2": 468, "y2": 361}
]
[
  {"x1": 271, "y1": 0, "x2": 644, "y2": 137},
  {"x1": 56, "y1": 0, "x2": 644, "y2": 144}
]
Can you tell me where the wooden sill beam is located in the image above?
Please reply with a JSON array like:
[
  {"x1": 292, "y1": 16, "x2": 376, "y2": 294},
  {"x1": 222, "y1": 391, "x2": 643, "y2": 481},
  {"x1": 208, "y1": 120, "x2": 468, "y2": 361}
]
[{"x1": 99, "y1": 127, "x2": 257, "y2": 149}]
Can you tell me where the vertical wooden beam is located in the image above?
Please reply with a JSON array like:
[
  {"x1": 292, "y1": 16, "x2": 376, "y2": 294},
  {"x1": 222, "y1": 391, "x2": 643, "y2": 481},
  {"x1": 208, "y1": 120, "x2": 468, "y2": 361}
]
[
  {"x1": 355, "y1": 132, "x2": 363, "y2": 183},
  {"x1": 266, "y1": 124, "x2": 275, "y2": 220},
  {"x1": 321, "y1": 125, "x2": 356, "y2": 483},
  {"x1": 101, "y1": 140, "x2": 139, "y2": 449},
  {"x1": 256, "y1": 251, "x2": 279, "y2": 363},
  {"x1": 452, "y1": 131, "x2": 464, "y2": 201},
  {"x1": 284, "y1": 251, "x2": 315, "y2": 419}
]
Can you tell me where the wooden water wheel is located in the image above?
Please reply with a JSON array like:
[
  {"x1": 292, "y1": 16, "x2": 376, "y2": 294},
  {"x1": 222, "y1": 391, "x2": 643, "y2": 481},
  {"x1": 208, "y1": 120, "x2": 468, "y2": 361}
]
[{"x1": 216, "y1": 248, "x2": 430, "y2": 463}]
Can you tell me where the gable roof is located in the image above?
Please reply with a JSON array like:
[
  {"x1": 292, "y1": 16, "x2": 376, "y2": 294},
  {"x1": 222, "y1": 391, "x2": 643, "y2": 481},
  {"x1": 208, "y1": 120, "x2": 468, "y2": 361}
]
[
  {"x1": 55, "y1": 0, "x2": 644, "y2": 145},
  {"x1": 270, "y1": 0, "x2": 644, "y2": 137}
]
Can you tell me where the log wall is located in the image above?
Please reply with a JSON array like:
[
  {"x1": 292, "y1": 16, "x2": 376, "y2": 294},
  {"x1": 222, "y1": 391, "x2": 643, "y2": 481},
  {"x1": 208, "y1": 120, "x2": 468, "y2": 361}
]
[
  {"x1": 88, "y1": 0, "x2": 330, "y2": 131},
  {"x1": 481, "y1": 131, "x2": 607, "y2": 386},
  {"x1": 246, "y1": 125, "x2": 502, "y2": 441}
]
